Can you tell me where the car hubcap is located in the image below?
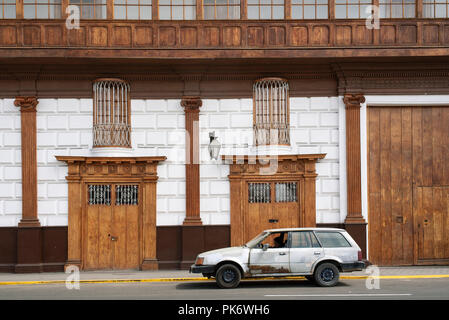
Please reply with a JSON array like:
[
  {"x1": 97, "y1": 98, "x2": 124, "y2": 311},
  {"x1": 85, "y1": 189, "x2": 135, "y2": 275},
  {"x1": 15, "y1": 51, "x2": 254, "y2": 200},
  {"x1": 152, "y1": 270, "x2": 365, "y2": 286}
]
[
  {"x1": 320, "y1": 268, "x2": 334, "y2": 282},
  {"x1": 222, "y1": 269, "x2": 236, "y2": 283}
]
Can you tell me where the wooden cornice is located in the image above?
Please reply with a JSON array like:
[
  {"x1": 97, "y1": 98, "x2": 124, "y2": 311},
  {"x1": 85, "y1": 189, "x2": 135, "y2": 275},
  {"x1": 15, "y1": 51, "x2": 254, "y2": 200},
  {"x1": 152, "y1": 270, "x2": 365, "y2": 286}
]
[{"x1": 55, "y1": 156, "x2": 167, "y2": 164}]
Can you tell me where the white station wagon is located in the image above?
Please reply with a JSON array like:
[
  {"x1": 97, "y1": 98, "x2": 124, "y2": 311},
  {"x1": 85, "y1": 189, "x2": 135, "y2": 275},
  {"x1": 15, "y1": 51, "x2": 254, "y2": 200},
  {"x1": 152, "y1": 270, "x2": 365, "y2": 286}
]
[{"x1": 190, "y1": 228, "x2": 365, "y2": 288}]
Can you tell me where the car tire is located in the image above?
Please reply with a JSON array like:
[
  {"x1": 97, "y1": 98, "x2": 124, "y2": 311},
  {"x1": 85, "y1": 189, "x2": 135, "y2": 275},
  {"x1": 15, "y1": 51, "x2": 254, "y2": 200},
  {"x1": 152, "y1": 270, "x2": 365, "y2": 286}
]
[
  {"x1": 313, "y1": 263, "x2": 340, "y2": 287},
  {"x1": 215, "y1": 264, "x2": 241, "y2": 289}
]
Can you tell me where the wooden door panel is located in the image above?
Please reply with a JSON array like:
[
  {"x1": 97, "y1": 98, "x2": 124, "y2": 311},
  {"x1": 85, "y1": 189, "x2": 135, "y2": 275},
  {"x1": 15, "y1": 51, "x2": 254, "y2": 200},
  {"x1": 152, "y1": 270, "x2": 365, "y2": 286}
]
[
  {"x1": 124, "y1": 205, "x2": 139, "y2": 269},
  {"x1": 112, "y1": 187, "x2": 140, "y2": 270},
  {"x1": 86, "y1": 205, "x2": 113, "y2": 270},
  {"x1": 98, "y1": 205, "x2": 113, "y2": 269},
  {"x1": 416, "y1": 187, "x2": 449, "y2": 263},
  {"x1": 113, "y1": 205, "x2": 127, "y2": 270},
  {"x1": 85, "y1": 206, "x2": 99, "y2": 270}
]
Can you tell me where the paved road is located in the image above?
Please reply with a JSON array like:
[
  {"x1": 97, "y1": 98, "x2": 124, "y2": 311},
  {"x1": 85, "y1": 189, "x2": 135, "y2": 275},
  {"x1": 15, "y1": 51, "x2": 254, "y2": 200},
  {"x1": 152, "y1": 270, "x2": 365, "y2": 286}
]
[{"x1": 1, "y1": 277, "x2": 449, "y2": 300}]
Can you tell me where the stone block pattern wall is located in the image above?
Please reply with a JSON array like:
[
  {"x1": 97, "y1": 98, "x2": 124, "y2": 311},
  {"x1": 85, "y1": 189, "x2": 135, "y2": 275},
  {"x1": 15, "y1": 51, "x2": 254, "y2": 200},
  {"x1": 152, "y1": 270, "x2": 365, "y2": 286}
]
[
  {"x1": 0, "y1": 97, "x2": 341, "y2": 227},
  {"x1": 199, "y1": 97, "x2": 341, "y2": 225},
  {"x1": 0, "y1": 99, "x2": 22, "y2": 226}
]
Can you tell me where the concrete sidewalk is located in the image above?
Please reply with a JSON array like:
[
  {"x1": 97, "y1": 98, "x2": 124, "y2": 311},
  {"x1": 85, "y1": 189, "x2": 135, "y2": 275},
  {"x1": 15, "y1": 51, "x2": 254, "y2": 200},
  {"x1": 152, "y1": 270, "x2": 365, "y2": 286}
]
[{"x1": 1, "y1": 266, "x2": 449, "y2": 285}]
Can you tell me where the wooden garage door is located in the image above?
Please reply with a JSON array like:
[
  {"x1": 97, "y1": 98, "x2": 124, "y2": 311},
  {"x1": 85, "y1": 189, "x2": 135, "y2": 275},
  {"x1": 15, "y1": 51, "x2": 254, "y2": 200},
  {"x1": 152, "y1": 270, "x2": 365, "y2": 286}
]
[{"x1": 368, "y1": 106, "x2": 449, "y2": 265}]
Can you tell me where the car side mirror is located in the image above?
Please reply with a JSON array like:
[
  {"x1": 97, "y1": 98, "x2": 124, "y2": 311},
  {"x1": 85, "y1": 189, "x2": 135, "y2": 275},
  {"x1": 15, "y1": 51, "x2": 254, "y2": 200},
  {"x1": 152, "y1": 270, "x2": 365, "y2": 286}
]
[{"x1": 262, "y1": 243, "x2": 269, "y2": 251}]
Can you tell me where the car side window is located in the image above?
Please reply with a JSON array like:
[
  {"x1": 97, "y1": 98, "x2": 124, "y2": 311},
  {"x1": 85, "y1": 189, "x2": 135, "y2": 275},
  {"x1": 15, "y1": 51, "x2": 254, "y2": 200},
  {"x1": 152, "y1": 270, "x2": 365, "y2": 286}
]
[
  {"x1": 259, "y1": 232, "x2": 287, "y2": 249},
  {"x1": 290, "y1": 231, "x2": 321, "y2": 248},
  {"x1": 314, "y1": 232, "x2": 351, "y2": 248}
]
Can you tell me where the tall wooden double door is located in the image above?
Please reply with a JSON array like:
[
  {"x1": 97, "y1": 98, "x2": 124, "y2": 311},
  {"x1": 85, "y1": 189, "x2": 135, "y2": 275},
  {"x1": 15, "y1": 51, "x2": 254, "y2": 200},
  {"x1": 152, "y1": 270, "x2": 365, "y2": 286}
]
[
  {"x1": 368, "y1": 106, "x2": 449, "y2": 265},
  {"x1": 84, "y1": 183, "x2": 140, "y2": 270}
]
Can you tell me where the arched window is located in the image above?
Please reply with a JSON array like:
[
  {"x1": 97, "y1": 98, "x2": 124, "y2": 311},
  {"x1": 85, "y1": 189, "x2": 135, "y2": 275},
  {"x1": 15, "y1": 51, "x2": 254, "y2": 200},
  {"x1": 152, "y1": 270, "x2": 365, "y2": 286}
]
[
  {"x1": 92, "y1": 78, "x2": 131, "y2": 148},
  {"x1": 253, "y1": 78, "x2": 290, "y2": 146}
]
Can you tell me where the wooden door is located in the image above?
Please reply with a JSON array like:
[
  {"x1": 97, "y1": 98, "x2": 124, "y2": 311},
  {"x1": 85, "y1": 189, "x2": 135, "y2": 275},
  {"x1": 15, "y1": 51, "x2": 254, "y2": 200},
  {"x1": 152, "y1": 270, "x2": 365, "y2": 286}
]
[
  {"x1": 414, "y1": 187, "x2": 449, "y2": 264},
  {"x1": 246, "y1": 181, "x2": 299, "y2": 243},
  {"x1": 84, "y1": 184, "x2": 140, "y2": 270},
  {"x1": 368, "y1": 106, "x2": 449, "y2": 265}
]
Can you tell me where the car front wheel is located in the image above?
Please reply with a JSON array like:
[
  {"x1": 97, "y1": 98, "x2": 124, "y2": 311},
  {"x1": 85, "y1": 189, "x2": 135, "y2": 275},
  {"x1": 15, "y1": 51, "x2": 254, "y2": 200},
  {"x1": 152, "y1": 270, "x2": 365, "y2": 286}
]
[
  {"x1": 215, "y1": 264, "x2": 241, "y2": 289},
  {"x1": 314, "y1": 263, "x2": 340, "y2": 287}
]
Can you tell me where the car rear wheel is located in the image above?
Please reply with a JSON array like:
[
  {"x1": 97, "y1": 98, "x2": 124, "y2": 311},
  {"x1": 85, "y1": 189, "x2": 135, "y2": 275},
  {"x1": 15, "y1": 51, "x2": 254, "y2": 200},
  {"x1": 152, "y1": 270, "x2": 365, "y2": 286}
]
[
  {"x1": 314, "y1": 263, "x2": 340, "y2": 287},
  {"x1": 215, "y1": 264, "x2": 241, "y2": 289}
]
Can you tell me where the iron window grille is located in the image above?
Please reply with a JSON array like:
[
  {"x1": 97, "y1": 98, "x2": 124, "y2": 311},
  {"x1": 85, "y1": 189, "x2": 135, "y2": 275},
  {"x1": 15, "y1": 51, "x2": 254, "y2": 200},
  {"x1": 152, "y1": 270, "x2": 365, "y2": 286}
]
[
  {"x1": 275, "y1": 182, "x2": 297, "y2": 202},
  {"x1": 248, "y1": 183, "x2": 271, "y2": 203},
  {"x1": 115, "y1": 185, "x2": 139, "y2": 205},
  {"x1": 88, "y1": 185, "x2": 111, "y2": 205},
  {"x1": 253, "y1": 77, "x2": 290, "y2": 146},
  {"x1": 93, "y1": 78, "x2": 131, "y2": 148}
]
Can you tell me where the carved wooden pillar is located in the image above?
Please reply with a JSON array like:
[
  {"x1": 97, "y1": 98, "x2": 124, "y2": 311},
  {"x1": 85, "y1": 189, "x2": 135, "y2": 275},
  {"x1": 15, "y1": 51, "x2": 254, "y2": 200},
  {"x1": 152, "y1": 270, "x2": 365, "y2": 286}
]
[
  {"x1": 181, "y1": 96, "x2": 202, "y2": 226},
  {"x1": 180, "y1": 96, "x2": 203, "y2": 269},
  {"x1": 14, "y1": 97, "x2": 40, "y2": 228},
  {"x1": 344, "y1": 93, "x2": 367, "y2": 257},
  {"x1": 14, "y1": 96, "x2": 42, "y2": 273}
]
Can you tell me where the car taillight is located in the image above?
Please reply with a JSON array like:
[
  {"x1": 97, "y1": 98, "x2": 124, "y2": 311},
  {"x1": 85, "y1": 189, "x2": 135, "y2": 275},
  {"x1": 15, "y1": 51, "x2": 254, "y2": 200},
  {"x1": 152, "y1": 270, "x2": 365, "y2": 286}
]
[{"x1": 358, "y1": 250, "x2": 362, "y2": 261}]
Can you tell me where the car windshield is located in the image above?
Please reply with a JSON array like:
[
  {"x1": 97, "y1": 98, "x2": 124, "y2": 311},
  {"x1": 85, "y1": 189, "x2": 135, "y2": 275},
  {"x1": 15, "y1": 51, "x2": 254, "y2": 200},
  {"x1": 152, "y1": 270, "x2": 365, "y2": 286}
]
[{"x1": 245, "y1": 232, "x2": 269, "y2": 248}]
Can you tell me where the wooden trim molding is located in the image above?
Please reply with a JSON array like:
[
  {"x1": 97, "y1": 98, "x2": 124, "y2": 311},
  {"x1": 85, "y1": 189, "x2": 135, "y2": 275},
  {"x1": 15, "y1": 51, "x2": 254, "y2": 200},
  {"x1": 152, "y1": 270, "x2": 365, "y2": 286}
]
[
  {"x1": 181, "y1": 96, "x2": 202, "y2": 226},
  {"x1": 14, "y1": 96, "x2": 40, "y2": 228},
  {"x1": 343, "y1": 93, "x2": 366, "y2": 225}
]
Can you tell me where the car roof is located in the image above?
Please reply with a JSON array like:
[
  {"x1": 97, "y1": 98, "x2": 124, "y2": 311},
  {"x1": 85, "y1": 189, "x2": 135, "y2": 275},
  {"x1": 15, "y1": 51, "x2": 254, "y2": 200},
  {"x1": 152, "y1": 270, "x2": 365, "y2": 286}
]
[{"x1": 263, "y1": 227, "x2": 345, "y2": 233}]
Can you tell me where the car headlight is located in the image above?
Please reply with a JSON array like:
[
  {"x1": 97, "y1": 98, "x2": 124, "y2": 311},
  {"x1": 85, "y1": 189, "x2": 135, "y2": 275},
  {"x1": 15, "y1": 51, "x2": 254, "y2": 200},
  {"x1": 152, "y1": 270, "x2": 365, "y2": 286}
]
[{"x1": 195, "y1": 256, "x2": 204, "y2": 266}]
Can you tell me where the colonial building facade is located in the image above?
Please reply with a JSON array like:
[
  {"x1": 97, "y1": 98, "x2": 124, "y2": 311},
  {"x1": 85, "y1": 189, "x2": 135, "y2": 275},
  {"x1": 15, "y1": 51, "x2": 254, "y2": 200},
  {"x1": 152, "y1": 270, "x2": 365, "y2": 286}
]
[{"x1": 0, "y1": 0, "x2": 449, "y2": 272}]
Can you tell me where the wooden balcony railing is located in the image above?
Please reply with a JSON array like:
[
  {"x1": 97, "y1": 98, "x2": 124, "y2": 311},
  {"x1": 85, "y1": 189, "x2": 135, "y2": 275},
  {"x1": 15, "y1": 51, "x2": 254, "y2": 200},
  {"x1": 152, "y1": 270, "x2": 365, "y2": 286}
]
[{"x1": 0, "y1": 19, "x2": 449, "y2": 58}]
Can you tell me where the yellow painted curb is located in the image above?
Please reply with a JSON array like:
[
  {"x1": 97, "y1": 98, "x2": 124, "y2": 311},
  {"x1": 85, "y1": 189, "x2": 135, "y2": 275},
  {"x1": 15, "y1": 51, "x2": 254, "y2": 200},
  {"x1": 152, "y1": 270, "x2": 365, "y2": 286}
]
[{"x1": 1, "y1": 274, "x2": 449, "y2": 286}]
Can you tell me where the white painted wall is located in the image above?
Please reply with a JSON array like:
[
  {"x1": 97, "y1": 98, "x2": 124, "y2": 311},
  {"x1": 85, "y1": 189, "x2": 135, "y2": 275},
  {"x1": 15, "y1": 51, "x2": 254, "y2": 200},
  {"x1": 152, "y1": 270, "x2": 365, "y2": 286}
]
[
  {"x1": 0, "y1": 99, "x2": 22, "y2": 226},
  {"x1": 0, "y1": 96, "x2": 343, "y2": 227},
  {"x1": 199, "y1": 97, "x2": 341, "y2": 225}
]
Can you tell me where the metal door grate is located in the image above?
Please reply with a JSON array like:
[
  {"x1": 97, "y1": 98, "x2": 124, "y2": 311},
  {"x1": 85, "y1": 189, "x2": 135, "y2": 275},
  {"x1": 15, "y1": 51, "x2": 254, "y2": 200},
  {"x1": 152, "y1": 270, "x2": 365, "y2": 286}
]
[
  {"x1": 88, "y1": 185, "x2": 111, "y2": 205},
  {"x1": 115, "y1": 185, "x2": 139, "y2": 205},
  {"x1": 275, "y1": 182, "x2": 297, "y2": 202},
  {"x1": 248, "y1": 183, "x2": 271, "y2": 203}
]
